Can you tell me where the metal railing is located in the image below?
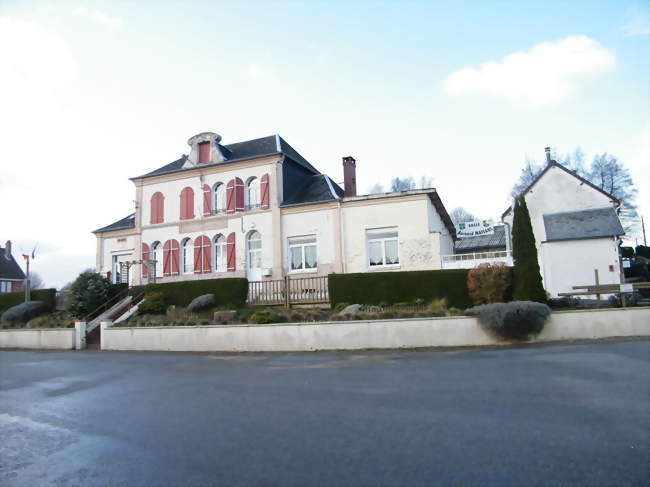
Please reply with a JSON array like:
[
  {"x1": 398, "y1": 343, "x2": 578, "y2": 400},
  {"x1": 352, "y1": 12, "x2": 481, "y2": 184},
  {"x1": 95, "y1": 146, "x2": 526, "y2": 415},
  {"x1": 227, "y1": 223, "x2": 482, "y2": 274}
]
[
  {"x1": 442, "y1": 250, "x2": 512, "y2": 263},
  {"x1": 248, "y1": 275, "x2": 329, "y2": 306}
]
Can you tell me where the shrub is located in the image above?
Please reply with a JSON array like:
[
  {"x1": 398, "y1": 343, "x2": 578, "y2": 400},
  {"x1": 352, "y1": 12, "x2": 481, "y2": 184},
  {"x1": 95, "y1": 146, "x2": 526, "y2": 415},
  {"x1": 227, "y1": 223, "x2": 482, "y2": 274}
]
[
  {"x1": 465, "y1": 301, "x2": 551, "y2": 341},
  {"x1": 249, "y1": 310, "x2": 284, "y2": 325},
  {"x1": 0, "y1": 288, "x2": 57, "y2": 314},
  {"x1": 187, "y1": 294, "x2": 215, "y2": 313},
  {"x1": 333, "y1": 301, "x2": 351, "y2": 312},
  {"x1": 1, "y1": 301, "x2": 49, "y2": 327},
  {"x1": 145, "y1": 278, "x2": 247, "y2": 308},
  {"x1": 512, "y1": 197, "x2": 546, "y2": 303},
  {"x1": 66, "y1": 272, "x2": 112, "y2": 319},
  {"x1": 467, "y1": 263, "x2": 513, "y2": 304},
  {"x1": 138, "y1": 292, "x2": 167, "y2": 315},
  {"x1": 620, "y1": 246, "x2": 635, "y2": 259},
  {"x1": 635, "y1": 245, "x2": 650, "y2": 259},
  {"x1": 328, "y1": 269, "x2": 472, "y2": 309}
]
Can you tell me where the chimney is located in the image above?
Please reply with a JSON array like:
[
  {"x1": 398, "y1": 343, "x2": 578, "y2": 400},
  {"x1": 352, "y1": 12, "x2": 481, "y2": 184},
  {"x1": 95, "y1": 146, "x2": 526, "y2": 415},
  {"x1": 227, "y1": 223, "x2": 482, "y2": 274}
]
[
  {"x1": 342, "y1": 156, "x2": 357, "y2": 197},
  {"x1": 544, "y1": 147, "x2": 552, "y2": 164},
  {"x1": 4, "y1": 240, "x2": 11, "y2": 260}
]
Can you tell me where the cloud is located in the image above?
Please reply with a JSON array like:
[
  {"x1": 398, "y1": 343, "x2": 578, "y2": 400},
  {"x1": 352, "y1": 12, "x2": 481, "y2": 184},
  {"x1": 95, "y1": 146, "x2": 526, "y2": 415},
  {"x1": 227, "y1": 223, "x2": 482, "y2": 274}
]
[
  {"x1": 443, "y1": 35, "x2": 616, "y2": 106},
  {"x1": 622, "y1": 10, "x2": 650, "y2": 36},
  {"x1": 72, "y1": 6, "x2": 121, "y2": 27}
]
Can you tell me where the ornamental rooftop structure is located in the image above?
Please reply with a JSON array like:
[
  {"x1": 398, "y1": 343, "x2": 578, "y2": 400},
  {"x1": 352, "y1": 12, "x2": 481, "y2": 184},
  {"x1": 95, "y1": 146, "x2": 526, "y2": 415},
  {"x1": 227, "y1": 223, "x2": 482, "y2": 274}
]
[{"x1": 94, "y1": 131, "x2": 456, "y2": 286}]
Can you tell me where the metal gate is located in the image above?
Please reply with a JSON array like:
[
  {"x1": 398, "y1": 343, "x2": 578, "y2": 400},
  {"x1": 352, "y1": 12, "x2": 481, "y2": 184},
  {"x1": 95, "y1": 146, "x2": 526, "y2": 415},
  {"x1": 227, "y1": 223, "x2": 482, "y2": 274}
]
[{"x1": 248, "y1": 275, "x2": 329, "y2": 306}]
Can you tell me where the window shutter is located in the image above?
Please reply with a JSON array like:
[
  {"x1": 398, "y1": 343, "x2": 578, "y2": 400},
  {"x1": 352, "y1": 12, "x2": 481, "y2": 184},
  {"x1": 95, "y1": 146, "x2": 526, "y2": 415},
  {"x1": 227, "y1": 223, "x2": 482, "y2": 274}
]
[
  {"x1": 170, "y1": 239, "x2": 180, "y2": 275},
  {"x1": 163, "y1": 240, "x2": 171, "y2": 276},
  {"x1": 202, "y1": 184, "x2": 212, "y2": 216},
  {"x1": 193, "y1": 237, "x2": 203, "y2": 274},
  {"x1": 180, "y1": 187, "x2": 195, "y2": 220},
  {"x1": 226, "y1": 179, "x2": 235, "y2": 214},
  {"x1": 142, "y1": 243, "x2": 150, "y2": 278},
  {"x1": 235, "y1": 177, "x2": 245, "y2": 212},
  {"x1": 150, "y1": 194, "x2": 157, "y2": 224},
  {"x1": 260, "y1": 173, "x2": 270, "y2": 210},
  {"x1": 150, "y1": 192, "x2": 164, "y2": 224},
  {"x1": 226, "y1": 233, "x2": 236, "y2": 271},
  {"x1": 201, "y1": 237, "x2": 211, "y2": 273},
  {"x1": 158, "y1": 193, "x2": 164, "y2": 223},
  {"x1": 198, "y1": 141, "x2": 210, "y2": 164}
]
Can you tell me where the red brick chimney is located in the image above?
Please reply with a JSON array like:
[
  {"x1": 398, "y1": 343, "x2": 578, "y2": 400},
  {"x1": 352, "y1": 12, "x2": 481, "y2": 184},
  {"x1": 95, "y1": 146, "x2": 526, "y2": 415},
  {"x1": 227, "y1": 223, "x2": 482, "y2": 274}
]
[{"x1": 342, "y1": 156, "x2": 357, "y2": 197}]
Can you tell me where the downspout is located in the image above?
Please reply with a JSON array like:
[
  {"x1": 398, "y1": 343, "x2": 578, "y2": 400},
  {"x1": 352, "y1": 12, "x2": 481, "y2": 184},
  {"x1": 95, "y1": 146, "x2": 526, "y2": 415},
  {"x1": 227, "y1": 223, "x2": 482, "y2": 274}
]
[
  {"x1": 500, "y1": 213, "x2": 512, "y2": 261},
  {"x1": 338, "y1": 200, "x2": 346, "y2": 273}
]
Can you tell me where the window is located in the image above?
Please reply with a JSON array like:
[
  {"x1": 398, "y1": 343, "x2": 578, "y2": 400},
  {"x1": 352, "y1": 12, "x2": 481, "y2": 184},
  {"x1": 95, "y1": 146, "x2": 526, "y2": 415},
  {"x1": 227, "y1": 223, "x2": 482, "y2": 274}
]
[
  {"x1": 247, "y1": 231, "x2": 262, "y2": 270},
  {"x1": 289, "y1": 236, "x2": 317, "y2": 271},
  {"x1": 213, "y1": 183, "x2": 226, "y2": 214},
  {"x1": 111, "y1": 255, "x2": 121, "y2": 284},
  {"x1": 213, "y1": 234, "x2": 227, "y2": 272},
  {"x1": 367, "y1": 228, "x2": 399, "y2": 267},
  {"x1": 181, "y1": 238, "x2": 193, "y2": 274},
  {"x1": 151, "y1": 241, "x2": 162, "y2": 278},
  {"x1": 198, "y1": 141, "x2": 210, "y2": 163},
  {"x1": 246, "y1": 177, "x2": 260, "y2": 210},
  {"x1": 0, "y1": 281, "x2": 11, "y2": 293}
]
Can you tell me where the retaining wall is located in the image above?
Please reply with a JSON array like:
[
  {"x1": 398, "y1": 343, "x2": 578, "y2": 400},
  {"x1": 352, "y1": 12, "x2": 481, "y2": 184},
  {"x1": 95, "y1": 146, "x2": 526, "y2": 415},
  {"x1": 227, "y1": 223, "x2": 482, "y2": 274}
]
[
  {"x1": 0, "y1": 328, "x2": 75, "y2": 350},
  {"x1": 101, "y1": 307, "x2": 650, "y2": 353}
]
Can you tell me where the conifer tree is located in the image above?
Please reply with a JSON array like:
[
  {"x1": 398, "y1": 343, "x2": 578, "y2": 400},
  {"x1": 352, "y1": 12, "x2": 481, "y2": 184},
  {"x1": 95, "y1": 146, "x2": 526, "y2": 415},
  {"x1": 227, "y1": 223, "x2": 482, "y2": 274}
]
[{"x1": 512, "y1": 197, "x2": 547, "y2": 302}]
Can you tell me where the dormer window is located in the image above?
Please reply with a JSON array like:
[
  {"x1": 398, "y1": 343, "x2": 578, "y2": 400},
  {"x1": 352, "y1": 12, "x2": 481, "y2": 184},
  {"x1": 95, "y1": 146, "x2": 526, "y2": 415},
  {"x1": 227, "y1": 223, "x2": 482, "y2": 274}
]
[{"x1": 198, "y1": 141, "x2": 210, "y2": 164}]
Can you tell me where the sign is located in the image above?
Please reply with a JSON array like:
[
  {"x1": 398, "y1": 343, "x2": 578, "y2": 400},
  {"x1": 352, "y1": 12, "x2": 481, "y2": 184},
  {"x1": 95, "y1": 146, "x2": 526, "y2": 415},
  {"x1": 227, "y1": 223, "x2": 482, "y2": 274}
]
[
  {"x1": 620, "y1": 284, "x2": 633, "y2": 293},
  {"x1": 456, "y1": 220, "x2": 494, "y2": 238}
]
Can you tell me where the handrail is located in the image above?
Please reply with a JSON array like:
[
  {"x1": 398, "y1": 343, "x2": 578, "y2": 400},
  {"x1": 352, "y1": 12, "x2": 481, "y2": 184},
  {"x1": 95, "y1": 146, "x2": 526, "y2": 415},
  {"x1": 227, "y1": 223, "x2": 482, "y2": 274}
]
[{"x1": 82, "y1": 286, "x2": 131, "y2": 322}]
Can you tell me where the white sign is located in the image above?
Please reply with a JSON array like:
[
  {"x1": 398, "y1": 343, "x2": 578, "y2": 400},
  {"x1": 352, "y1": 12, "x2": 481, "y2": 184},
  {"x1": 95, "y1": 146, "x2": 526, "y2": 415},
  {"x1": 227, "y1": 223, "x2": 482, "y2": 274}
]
[
  {"x1": 456, "y1": 220, "x2": 494, "y2": 238},
  {"x1": 620, "y1": 284, "x2": 633, "y2": 293}
]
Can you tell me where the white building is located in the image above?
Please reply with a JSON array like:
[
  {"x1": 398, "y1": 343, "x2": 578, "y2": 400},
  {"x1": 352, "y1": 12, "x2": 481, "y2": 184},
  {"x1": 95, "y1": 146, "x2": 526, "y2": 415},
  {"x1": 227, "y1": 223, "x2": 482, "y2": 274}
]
[
  {"x1": 94, "y1": 132, "x2": 456, "y2": 285},
  {"x1": 502, "y1": 150, "x2": 624, "y2": 297}
]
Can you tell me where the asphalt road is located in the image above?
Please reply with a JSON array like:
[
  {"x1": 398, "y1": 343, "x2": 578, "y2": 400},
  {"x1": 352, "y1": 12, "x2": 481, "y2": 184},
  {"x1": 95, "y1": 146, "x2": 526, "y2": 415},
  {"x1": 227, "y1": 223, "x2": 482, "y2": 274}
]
[{"x1": 1, "y1": 340, "x2": 649, "y2": 486}]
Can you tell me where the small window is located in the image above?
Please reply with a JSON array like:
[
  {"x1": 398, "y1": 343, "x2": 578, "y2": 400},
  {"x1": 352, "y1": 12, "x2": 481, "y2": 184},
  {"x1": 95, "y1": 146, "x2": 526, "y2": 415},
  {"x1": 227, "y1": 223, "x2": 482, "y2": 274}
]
[
  {"x1": 181, "y1": 238, "x2": 193, "y2": 274},
  {"x1": 289, "y1": 236, "x2": 317, "y2": 271},
  {"x1": 0, "y1": 281, "x2": 11, "y2": 293},
  {"x1": 213, "y1": 234, "x2": 227, "y2": 272},
  {"x1": 246, "y1": 177, "x2": 261, "y2": 210},
  {"x1": 213, "y1": 183, "x2": 226, "y2": 215},
  {"x1": 366, "y1": 228, "x2": 399, "y2": 267},
  {"x1": 247, "y1": 231, "x2": 262, "y2": 269}
]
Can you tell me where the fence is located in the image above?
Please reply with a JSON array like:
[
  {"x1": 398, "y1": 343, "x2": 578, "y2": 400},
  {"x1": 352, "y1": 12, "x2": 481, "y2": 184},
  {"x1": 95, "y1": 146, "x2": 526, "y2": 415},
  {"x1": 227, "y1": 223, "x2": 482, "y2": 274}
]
[{"x1": 248, "y1": 275, "x2": 329, "y2": 306}]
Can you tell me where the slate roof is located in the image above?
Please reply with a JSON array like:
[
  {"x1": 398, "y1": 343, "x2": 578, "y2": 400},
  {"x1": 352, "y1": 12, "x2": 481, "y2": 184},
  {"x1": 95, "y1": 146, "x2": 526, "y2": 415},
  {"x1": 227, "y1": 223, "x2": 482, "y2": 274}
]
[
  {"x1": 93, "y1": 214, "x2": 136, "y2": 234},
  {"x1": 0, "y1": 247, "x2": 26, "y2": 280},
  {"x1": 455, "y1": 225, "x2": 506, "y2": 251},
  {"x1": 543, "y1": 207, "x2": 624, "y2": 242},
  {"x1": 281, "y1": 174, "x2": 344, "y2": 206},
  {"x1": 133, "y1": 135, "x2": 319, "y2": 180}
]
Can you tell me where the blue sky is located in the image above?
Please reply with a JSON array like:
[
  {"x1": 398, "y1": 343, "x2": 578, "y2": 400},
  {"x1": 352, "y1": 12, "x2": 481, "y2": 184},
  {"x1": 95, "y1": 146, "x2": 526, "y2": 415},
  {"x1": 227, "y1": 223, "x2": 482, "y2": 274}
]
[{"x1": 1, "y1": 0, "x2": 648, "y2": 287}]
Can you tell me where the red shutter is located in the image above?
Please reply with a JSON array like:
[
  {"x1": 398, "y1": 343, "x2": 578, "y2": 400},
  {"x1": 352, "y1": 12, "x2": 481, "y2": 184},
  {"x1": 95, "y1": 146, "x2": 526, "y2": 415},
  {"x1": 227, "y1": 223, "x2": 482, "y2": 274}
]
[
  {"x1": 158, "y1": 193, "x2": 164, "y2": 223},
  {"x1": 227, "y1": 233, "x2": 236, "y2": 271},
  {"x1": 260, "y1": 173, "x2": 270, "y2": 210},
  {"x1": 193, "y1": 236, "x2": 210, "y2": 273},
  {"x1": 170, "y1": 239, "x2": 180, "y2": 275},
  {"x1": 151, "y1": 192, "x2": 164, "y2": 224},
  {"x1": 201, "y1": 237, "x2": 211, "y2": 273},
  {"x1": 202, "y1": 184, "x2": 212, "y2": 216},
  {"x1": 226, "y1": 179, "x2": 235, "y2": 214},
  {"x1": 193, "y1": 237, "x2": 202, "y2": 274},
  {"x1": 163, "y1": 240, "x2": 172, "y2": 276},
  {"x1": 180, "y1": 187, "x2": 194, "y2": 220},
  {"x1": 198, "y1": 141, "x2": 210, "y2": 164},
  {"x1": 235, "y1": 177, "x2": 245, "y2": 212},
  {"x1": 142, "y1": 243, "x2": 150, "y2": 278}
]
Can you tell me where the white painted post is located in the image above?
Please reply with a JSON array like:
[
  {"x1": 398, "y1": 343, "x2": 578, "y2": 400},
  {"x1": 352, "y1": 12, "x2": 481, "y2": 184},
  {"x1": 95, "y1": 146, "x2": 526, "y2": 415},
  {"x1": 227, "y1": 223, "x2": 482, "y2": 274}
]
[
  {"x1": 74, "y1": 321, "x2": 87, "y2": 350},
  {"x1": 100, "y1": 321, "x2": 112, "y2": 350}
]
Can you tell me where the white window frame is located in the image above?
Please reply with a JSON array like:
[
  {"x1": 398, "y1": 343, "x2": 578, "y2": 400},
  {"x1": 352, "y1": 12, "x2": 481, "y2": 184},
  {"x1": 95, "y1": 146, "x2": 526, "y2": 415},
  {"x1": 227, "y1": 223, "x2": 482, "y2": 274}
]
[
  {"x1": 151, "y1": 241, "x2": 162, "y2": 278},
  {"x1": 0, "y1": 281, "x2": 11, "y2": 293},
  {"x1": 213, "y1": 183, "x2": 226, "y2": 215},
  {"x1": 247, "y1": 231, "x2": 262, "y2": 270},
  {"x1": 288, "y1": 235, "x2": 318, "y2": 273},
  {"x1": 181, "y1": 238, "x2": 193, "y2": 274},
  {"x1": 213, "y1": 234, "x2": 227, "y2": 272},
  {"x1": 246, "y1": 177, "x2": 261, "y2": 210},
  {"x1": 366, "y1": 227, "x2": 400, "y2": 269}
]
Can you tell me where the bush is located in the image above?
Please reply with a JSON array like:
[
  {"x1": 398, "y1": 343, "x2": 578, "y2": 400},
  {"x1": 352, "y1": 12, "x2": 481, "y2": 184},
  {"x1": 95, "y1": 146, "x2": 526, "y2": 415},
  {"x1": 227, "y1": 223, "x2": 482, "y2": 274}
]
[
  {"x1": 620, "y1": 246, "x2": 635, "y2": 259},
  {"x1": 328, "y1": 270, "x2": 472, "y2": 309},
  {"x1": 187, "y1": 294, "x2": 215, "y2": 313},
  {"x1": 145, "y1": 278, "x2": 247, "y2": 308},
  {"x1": 67, "y1": 272, "x2": 112, "y2": 319},
  {"x1": 249, "y1": 310, "x2": 285, "y2": 324},
  {"x1": 467, "y1": 263, "x2": 513, "y2": 304},
  {"x1": 635, "y1": 245, "x2": 650, "y2": 259},
  {"x1": 0, "y1": 288, "x2": 57, "y2": 314},
  {"x1": 1, "y1": 301, "x2": 49, "y2": 327},
  {"x1": 138, "y1": 292, "x2": 167, "y2": 315},
  {"x1": 465, "y1": 301, "x2": 551, "y2": 341}
]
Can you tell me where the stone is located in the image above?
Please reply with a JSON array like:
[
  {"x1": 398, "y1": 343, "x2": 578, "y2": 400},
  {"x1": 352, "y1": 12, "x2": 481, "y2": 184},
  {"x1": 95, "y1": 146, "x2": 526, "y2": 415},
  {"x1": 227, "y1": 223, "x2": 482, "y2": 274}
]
[
  {"x1": 213, "y1": 310, "x2": 237, "y2": 324},
  {"x1": 339, "y1": 304, "x2": 363, "y2": 315},
  {"x1": 1, "y1": 301, "x2": 48, "y2": 326},
  {"x1": 187, "y1": 294, "x2": 215, "y2": 313}
]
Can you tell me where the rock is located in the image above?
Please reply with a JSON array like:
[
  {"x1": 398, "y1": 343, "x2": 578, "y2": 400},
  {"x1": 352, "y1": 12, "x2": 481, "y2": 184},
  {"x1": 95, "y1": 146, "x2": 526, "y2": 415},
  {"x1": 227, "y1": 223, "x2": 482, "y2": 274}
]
[
  {"x1": 339, "y1": 304, "x2": 363, "y2": 315},
  {"x1": 187, "y1": 294, "x2": 215, "y2": 313},
  {"x1": 213, "y1": 310, "x2": 237, "y2": 324},
  {"x1": 1, "y1": 301, "x2": 48, "y2": 326}
]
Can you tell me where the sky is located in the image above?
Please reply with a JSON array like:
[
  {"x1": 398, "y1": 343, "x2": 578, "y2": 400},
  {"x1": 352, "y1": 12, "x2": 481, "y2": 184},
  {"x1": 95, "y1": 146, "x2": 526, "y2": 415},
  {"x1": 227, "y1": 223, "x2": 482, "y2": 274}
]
[{"x1": 1, "y1": 0, "x2": 649, "y2": 289}]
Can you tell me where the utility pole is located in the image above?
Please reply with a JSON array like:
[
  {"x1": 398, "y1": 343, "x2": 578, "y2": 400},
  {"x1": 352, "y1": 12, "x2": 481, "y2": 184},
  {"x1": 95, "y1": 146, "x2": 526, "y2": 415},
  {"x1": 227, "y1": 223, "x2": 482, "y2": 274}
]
[
  {"x1": 24, "y1": 255, "x2": 31, "y2": 302},
  {"x1": 642, "y1": 216, "x2": 647, "y2": 246}
]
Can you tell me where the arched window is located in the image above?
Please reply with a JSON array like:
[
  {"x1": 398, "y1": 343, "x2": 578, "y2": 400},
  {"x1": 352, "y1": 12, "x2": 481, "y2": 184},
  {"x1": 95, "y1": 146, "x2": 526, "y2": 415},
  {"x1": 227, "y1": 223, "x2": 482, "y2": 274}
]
[
  {"x1": 151, "y1": 241, "x2": 162, "y2": 278},
  {"x1": 246, "y1": 177, "x2": 260, "y2": 210},
  {"x1": 150, "y1": 192, "x2": 164, "y2": 224},
  {"x1": 213, "y1": 234, "x2": 226, "y2": 272},
  {"x1": 181, "y1": 238, "x2": 193, "y2": 274},
  {"x1": 180, "y1": 187, "x2": 195, "y2": 220},
  {"x1": 247, "y1": 231, "x2": 262, "y2": 270},
  {"x1": 213, "y1": 183, "x2": 226, "y2": 215}
]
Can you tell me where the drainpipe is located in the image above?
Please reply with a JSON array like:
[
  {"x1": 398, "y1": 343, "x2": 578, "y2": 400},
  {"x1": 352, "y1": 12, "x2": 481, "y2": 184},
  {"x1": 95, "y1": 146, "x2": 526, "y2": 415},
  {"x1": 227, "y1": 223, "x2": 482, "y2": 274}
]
[
  {"x1": 501, "y1": 214, "x2": 512, "y2": 261},
  {"x1": 338, "y1": 200, "x2": 346, "y2": 273}
]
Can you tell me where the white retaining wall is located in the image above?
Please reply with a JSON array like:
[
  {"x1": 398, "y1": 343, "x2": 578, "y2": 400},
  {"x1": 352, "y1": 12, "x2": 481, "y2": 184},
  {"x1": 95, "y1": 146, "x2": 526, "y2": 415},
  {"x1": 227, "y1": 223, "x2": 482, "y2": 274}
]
[
  {"x1": 0, "y1": 328, "x2": 75, "y2": 350},
  {"x1": 101, "y1": 307, "x2": 650, "y2": 353}
]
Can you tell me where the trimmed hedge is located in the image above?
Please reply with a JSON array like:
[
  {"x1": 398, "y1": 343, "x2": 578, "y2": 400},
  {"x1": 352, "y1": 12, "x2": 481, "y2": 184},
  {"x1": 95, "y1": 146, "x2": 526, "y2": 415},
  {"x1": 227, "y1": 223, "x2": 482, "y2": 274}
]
[
  {"x1": 145, "y1": 278, "x2": 248, "y2": 308},
  {"x1": 328, "y1": 270, "x2": 472, "y2": 309},
  {"x1": 0, "y1": 288, "x2": 57, "y2": 314}
]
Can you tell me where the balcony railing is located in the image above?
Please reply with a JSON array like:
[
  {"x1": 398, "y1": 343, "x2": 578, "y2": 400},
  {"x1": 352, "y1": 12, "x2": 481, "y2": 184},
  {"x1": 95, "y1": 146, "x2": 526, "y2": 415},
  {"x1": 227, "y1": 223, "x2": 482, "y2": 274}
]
[{"x1": 441, "y1": 250, "x2": 513, "y2": 269}]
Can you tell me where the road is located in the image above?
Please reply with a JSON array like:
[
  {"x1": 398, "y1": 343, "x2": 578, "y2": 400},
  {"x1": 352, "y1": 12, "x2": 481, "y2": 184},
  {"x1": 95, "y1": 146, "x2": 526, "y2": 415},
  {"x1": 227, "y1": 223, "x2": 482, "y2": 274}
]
[{"x1": 1, "y1": 340, "x2": 649, "y2": 486}]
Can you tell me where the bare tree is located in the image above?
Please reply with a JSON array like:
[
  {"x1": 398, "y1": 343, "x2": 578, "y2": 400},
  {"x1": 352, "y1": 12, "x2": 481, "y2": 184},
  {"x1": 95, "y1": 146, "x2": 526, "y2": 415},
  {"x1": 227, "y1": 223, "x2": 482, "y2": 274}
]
[
  {"x1": 29, "y1": 272, "x2": 45, "y2": 290},
  {"x1": 590, "y1": 153, "x2": 638, "y2": 232},
  {"x1": 369, "y1": 183, "x2": 385, "y2": 194},
  {"x1": 449, "y1": 207, "x2": 477, "y2": 227},
  {"x1": 510, "y1": 157, "x2": 542, "y2": 198},
  {"x1": 390, "y1": 177, "x2": 416, "y2": 192}
]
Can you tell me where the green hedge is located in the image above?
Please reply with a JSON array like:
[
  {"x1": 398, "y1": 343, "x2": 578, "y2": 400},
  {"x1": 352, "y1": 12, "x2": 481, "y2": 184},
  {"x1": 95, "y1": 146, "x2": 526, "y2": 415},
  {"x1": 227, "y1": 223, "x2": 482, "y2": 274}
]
[
  {"x1": 328, "y1": 270, "x2": 472, "y2": 309},
  {"x1": 144, "y1": 278, "x2": 248, "y2": 308},
  {"x1": 0, "y1": 288, "x2": 57, "y2": 314}
]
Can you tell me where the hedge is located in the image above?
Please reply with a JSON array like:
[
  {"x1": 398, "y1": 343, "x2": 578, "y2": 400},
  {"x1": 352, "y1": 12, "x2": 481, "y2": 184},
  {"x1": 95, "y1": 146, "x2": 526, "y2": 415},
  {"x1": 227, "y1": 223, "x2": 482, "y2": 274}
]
[
  {"x1": 144, "y1": 278, "x2": 248, "y2": 308},
  {"x1": 0, "y1": 288, "x2": 57, "y2": 314},
  {"x1": 328, "y1": 270, "x2": 472, "y2": 309}
]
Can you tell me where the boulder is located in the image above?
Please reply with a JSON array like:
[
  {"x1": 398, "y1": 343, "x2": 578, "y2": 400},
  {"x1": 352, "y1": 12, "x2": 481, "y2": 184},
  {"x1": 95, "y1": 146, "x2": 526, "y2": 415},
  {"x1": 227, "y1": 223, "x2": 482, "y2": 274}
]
[
  {"x1": 1, "y1": 301, "x2": 48, "y2": 326},
  {"x1": 339, "y1": 304, "x2": 363, "y2": 315},
  {"x1": 213, "y1": 310, "x2": 237, "y2": 324},
  {"x1": 187, "y1": 294, "x2": 215, "y2": 313}
]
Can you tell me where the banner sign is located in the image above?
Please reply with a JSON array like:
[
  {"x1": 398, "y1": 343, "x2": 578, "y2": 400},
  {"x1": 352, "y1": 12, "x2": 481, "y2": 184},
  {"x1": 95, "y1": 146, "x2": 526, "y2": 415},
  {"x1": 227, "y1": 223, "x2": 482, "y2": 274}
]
[{"x1": 456, "y1": 220, "x2": 494, "y2": 238}]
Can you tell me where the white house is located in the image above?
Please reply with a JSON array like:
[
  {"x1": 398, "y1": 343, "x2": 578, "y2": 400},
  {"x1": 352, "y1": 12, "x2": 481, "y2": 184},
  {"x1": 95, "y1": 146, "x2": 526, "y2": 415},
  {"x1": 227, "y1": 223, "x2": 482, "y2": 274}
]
[
  {"x1": 502, "y1": 149, "x2": 624, "y2": 297},
  {"x1": 94, "y1": 132, "x2": 456, "y2": 286}
]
